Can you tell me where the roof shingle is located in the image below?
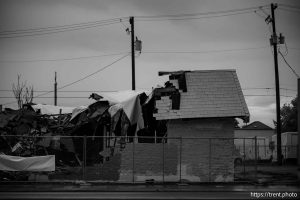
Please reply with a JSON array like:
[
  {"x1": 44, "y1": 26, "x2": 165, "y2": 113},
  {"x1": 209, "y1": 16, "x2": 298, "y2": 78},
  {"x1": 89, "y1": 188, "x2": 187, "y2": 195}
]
[{"x1": 153, "y1": 70, "x2": 250, "y2": 122}]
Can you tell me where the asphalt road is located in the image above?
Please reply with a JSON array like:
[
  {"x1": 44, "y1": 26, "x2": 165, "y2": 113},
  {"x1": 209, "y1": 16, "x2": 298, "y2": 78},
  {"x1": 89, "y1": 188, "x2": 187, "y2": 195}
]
[
  {"x1": 0, "y1": 191, "x2": 267, "y2": 200},
  {"x1": 1, "y1": 184, "x2": 299, "y2": 199}
]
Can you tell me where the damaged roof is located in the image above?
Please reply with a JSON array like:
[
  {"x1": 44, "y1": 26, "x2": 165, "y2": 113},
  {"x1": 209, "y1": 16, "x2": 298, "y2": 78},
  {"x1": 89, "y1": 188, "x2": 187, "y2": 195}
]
[{"x1": 153, "y1": 69, "x2": 250, "y2": 122}]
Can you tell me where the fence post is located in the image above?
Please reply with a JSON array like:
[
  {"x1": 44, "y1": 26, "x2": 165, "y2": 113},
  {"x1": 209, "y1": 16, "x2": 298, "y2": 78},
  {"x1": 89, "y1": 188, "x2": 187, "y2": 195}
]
[
  {"x1": 83, "y1": 135, "x2": 87, "y2": 181},
  {"x1": 209, "y1": 138, "x2": 211, "y2": 182},
  {"x1": 179, "y1": 137, "x2": 182, "y2": 182},
  {"x1": 33, "y1": 135, "x2": 37, "y2": 156},
  {"x1": 162, "y1": 139, "x2": 165, "y2": 183},
  {"x1": 243, "y1": 138, "x2": 246, "y2": 176},
  {"x1": 285, "y1": 145, "x2": 287, "y2": 165},
  {"x1": 132, "y1": 137, "x2": 135, "y2": 183},
  {"x1": 254, "y1": 136, "x2": 257, "y2": 180}
]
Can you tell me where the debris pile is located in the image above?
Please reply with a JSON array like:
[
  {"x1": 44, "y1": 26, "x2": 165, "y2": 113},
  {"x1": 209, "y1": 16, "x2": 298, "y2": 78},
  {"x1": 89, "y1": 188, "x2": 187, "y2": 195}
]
[
  {"x1": 0, "y1": 91, "x2": 148, "y2": 181},
  {"x1": 0, "y1": 106, "x2": 77, "y2": 180}
]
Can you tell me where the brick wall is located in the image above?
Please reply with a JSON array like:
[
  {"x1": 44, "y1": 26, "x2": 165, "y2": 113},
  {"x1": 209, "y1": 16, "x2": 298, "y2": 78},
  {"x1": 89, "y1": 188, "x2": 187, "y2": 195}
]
[
  {"x1": 118, "y1": 118, "x2": 235, "y2": 182},
  {"x1": 167, "y1": 118, "x2": 235, "y2": 182},
  {"x1": 119, "y1": 143, "x2": 178, "y2": 182}
]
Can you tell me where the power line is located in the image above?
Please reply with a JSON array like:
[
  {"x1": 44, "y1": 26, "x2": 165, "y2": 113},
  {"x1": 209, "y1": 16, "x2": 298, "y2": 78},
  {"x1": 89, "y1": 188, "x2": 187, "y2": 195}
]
[
  {"x1": 289, "y1": 47, "x2": 300, "y2": 51},
  {"x1": 278, "y1": 4, "x2": 300, "y2": 10},
  {"x1": 0, "y1": 97, "x2": 89, "y2": 99},
  {"x1": 242, "y1": 87, "x2": 297, "y2": 92},
  {"x1": 0, "y1": 52, "x2": 129, "y2": 63},
  {"x1": 135, "y1": 5, "x2": 268, "y2": 19},
  {"x1": 136, "y1": 10, "x2": 256, "y2": 21},
  {"x1": 0, "y1": 87, "x2": 296, "y2": 93},
  {"x1": 278, "y1": 8, "x2": 300, "y2": 14},
  {"x1": 278, "y1": 50, "x2": 300, "y2": 78},
  {"x1": 0, "y1": 94, "x2": 296, "y2": 99},
  {"x1": 0, "y1": 46, "x2": 269, "y2": 63},
  {"x1": 57, "y1": 54, "x2": 129, "y2": 90},
  {"x1": 0, "y1": 19, "x2": 126, "y2": 38},
  {"x1": 143, "y1": 46, "x2": 268, "y2": 54},
  {"x1": 2, "y1": 54, "x2": 129, "y2": 105},
  {"x1": 0, "y1": 18, "x2": 126, "y2": 34},
  {"x1": 244, "y1": 94, "x2": 295, "y2": 97},
  {"x1": 0, "y1": 90, "x2": 119, "y2": 93}
]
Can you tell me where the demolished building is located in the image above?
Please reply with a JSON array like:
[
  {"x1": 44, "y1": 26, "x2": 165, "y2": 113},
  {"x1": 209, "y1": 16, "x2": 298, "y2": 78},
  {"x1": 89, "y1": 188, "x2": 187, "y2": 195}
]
[
  {"x1": 0, "y1": 91, "x2": 146, "y2": 181},
  {"x1": 0, "y1": 69, "x2": 250, "y2": 182},
  {"x1": 119, "y1": 69, "x2": 250, "y2": 182}
]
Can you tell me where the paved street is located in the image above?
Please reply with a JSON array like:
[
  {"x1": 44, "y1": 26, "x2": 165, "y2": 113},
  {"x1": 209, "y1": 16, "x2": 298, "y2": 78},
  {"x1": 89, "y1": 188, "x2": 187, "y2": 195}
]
[
  {"x1": 1, "y1": 184, "x2": 300, "y2": 199},
  {"x1": 0, "y1": 191, "x2": 264, "y2": 200}
]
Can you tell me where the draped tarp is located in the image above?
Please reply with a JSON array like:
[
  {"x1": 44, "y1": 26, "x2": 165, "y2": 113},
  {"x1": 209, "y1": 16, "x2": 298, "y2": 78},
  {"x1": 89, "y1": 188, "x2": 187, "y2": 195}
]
[
  {"x1": 71, "y1": 90, "x2": 145, "y2": 132},
  {"x1": 105, "y1": 91, "x2": 144, "y2": 132},
  {"x1": 0, "y1": 155, "x2": 55, "y2": 171}
]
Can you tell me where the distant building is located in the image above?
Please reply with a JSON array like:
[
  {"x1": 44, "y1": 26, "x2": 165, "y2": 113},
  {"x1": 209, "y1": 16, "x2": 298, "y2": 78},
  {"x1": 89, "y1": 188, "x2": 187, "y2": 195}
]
[{"x1": 234, "y1": 121, "x2": 274, "y2": 160}]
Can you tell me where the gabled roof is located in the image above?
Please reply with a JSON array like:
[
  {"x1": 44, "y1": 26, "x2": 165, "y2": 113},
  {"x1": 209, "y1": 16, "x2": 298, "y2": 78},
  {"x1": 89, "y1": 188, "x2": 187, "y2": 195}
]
[
  {"x1": 153, "y1": 69, "x2": 250, "y2": 122},
  {"x1": 242, "y1": 121, "x2": 273, "y2": 130}
]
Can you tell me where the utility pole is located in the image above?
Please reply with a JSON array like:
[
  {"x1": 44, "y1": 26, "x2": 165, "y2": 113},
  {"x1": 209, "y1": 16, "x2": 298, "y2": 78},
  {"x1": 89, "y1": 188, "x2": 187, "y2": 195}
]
[
  {"x1": 270, "y1": 3, "x2": 282, "y2": 165},
  {"x1": 54, "y1": 71, "x2": 57, "y2": 106},
  {"x1": 297, "y1": 78, "x2": 300, "y2": 166},
  {"x1": 129, "y1": 16, "x2": 135, "y2": 90}
]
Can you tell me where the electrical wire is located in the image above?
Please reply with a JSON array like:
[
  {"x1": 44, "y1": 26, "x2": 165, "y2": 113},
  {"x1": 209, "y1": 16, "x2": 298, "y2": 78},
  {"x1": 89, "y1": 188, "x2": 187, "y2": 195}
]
[
  {"x1": 0, "y1": 87, "x2": 297, "y2": 93},
  {"x1": 278, "y1": 7, "x2": 300, "y2": 14},
  {"x1": 143, "y1": 46, "x2": 268, "y2": 54},
  {"x1": 289, "y1": 47, "x2": 300, "y2": 51},
  {"x1": 0, "y1": 22, "x2": 121, "y2": 38},
  {"x1": 0, "y1": 90, "x2": 119, "y2": 93},
  {"x1": 0, "y1": 46, "x2": 269, "y2": 63},
  {"x1": 0, "y1": 94, "x2": 296, "y2": 99},
  {"x1": 242, "y1": 87, "x2": 296, "y2": 92},
  {"x1": 0, "y1": 52, "x2": 129, "y2": 63},
  {"x1": 2, "y1": 53, "x2": 129, "y2": 105},
  {"x1": 278, "y1": 4, "x2": 300, "y2": 10},
  {"x1": 244, "y1": 94, "x2": 295, "y2": 97},
  {"x1": 0, "y1": 5, "x2": 271, "y2": 38},
  {"x1": 278, "y1": 50, "x2": 300, "y2": 78},
  {"x1": 134, "y1": 5, "x2": 272, "y2": 22},
  {"x1": 136, "y1": 10, "x2": 256, "y2": 21},
  {"x1": 0, "y1": 46, "x2": 274, "y2": 64},
  {"x1": 135, "y1": 5, "x2": 268, "y2": 19},
  {"x1": 0, "y1": 97, "x2": 89, "y2": 99},
  {"x1": 0, "y1": 18, "x2": 125, "y2": 34},
  {"x1": 57, "y1": 53, "x2": 129, "y2": 90}
]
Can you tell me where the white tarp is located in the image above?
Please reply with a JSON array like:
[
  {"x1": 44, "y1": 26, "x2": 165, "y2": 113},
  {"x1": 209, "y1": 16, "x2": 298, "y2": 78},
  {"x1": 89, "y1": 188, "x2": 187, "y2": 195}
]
[
  {"x1": 71, "y1": 90, "x2": 145, "y2": 131},
  {"x1": 0, "y1": 155, "x2": 55, "y2": 171},
  {"x1": 100, "y1": 90, "x2": 144, "y2": 131},
  {"x1": 31, "y1": 104, "x2": 74, "y2": 115},
  {"x1": 70, "y1": 106, "x2": 88, "y2": 121}
]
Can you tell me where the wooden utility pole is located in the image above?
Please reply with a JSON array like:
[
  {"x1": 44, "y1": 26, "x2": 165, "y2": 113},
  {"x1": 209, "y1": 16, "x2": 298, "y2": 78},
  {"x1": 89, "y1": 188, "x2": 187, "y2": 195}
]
[
  {"x1": 297, "y1": 78, "x2": 300, "y2": 167},
  {"x1": 129, "y1": 16, "x2": 135, "y2": 90},
  {"x1": 270, "y1": 3, "x2": 282, "y2": 165},
  {"x1": 54, "y1": 72, "x2": 57, "y2": 106}
]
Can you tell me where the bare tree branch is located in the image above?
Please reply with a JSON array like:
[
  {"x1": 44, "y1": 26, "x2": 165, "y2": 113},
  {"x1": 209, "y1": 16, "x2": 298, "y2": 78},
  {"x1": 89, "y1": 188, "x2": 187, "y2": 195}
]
[{"x1": 12, "y1": 75, "x2": 34, "y2": 109}]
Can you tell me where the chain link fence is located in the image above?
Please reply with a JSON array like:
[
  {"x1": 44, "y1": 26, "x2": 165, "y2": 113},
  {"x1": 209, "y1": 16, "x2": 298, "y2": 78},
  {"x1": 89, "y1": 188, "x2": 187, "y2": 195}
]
[{"x1": 0, "y1": 135, "x2": 298, "y2": 183}]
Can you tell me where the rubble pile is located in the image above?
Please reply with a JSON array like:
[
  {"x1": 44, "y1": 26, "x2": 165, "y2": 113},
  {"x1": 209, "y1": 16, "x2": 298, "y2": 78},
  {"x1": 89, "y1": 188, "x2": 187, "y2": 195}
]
[
  {"x1": 0, "y1": 107, "x2": 77, "y2": 180},
  {"x1": 0, "y1": 91, "x2": 149, "y2": 181}
]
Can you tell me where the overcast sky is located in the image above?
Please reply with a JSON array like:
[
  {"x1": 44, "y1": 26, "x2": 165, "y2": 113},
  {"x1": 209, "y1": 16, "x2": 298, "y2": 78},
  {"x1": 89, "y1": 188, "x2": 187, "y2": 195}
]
[{"x1": 0, "y1": 0, "x2": 299, "y2": 127}]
